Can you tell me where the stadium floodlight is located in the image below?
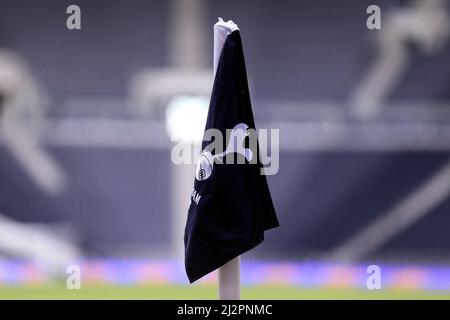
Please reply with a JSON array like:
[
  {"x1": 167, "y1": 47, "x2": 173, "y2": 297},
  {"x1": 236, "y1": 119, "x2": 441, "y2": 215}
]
[{"x1": 165, "y1": 94, "x2": 209, "y2": 143}]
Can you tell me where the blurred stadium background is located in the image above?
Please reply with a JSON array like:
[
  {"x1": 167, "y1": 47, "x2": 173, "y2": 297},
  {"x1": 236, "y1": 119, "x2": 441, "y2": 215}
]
[{"x1": 1, "y1": 0, "x2": 450, "y2": 299}]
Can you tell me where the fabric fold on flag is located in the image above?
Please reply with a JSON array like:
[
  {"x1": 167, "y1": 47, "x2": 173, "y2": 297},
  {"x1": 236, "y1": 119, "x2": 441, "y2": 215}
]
[{"x1": 184, "y1": 24, "x2": 279, "y2": 283}]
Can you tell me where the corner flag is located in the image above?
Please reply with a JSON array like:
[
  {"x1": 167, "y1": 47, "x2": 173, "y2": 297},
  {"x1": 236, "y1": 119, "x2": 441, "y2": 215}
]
[{"x1": 184, "y1": 19, "x2": 279, "y2": 283}]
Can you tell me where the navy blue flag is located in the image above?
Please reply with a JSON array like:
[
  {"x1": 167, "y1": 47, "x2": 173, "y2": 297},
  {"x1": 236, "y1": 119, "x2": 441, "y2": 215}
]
[{"x1": 184, "y1": 28, "x2": 279, "y2": 283}]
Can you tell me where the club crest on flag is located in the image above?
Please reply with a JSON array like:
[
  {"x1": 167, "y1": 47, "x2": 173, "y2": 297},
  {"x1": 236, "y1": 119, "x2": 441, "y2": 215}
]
[
  {"x1": 195, "y1": 123, "x2": 253, "y2": 181},
  {"x1": 195, "y1": 151, "x2": 214, "y2": 181}
]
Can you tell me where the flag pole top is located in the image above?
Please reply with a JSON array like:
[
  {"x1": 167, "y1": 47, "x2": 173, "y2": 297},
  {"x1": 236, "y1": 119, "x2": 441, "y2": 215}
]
[
  {"x1": 215, "y1": 17, "x2": 239, "y2": 33},
  {"x1": 213, "y1": 18, "x2": 239, "y2": 76}
]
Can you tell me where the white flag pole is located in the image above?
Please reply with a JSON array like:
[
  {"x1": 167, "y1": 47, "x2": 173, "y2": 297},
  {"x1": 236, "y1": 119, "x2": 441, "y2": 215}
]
[
  {"x1": 218, "y1": 256, "x2": 241, "y2": 300},
  {"x1": 214, "y1": 18, "x2": 241, "y2": 300}
]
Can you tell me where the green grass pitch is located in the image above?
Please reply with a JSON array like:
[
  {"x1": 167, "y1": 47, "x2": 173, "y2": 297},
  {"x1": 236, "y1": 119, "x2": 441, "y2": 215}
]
[{"x1": 1, "y1": 285, "x2": 450, "y2": 299}]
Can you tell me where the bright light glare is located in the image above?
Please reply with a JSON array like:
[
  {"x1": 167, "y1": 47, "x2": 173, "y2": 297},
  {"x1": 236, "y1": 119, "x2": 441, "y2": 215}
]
[{"x1": 165, "y1": 95, "x2": 209, "y2": 143}]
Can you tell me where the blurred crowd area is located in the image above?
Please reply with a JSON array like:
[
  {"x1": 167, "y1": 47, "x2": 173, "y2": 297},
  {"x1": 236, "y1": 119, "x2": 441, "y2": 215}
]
[{"x1": 0, "y1": 0, "x2": 450, "y2": 288}]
